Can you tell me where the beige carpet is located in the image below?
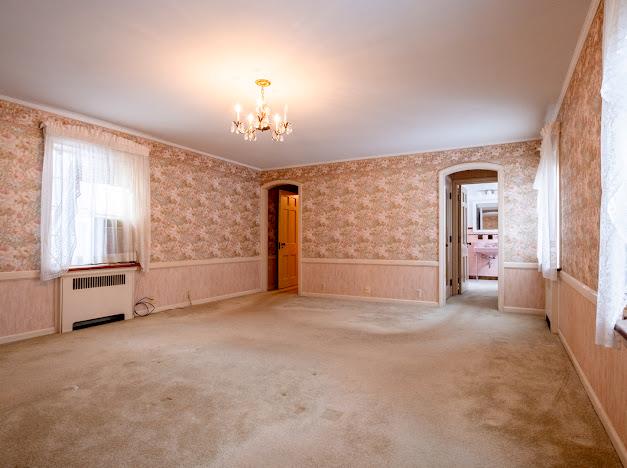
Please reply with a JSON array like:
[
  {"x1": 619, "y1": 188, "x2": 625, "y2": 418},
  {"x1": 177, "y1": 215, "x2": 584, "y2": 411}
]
[{"x1": 0, "y1": 281, "x2": 620, "y2": 467}]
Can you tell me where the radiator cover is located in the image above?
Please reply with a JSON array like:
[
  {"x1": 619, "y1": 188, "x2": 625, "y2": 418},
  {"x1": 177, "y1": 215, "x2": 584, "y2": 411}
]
[{"x1": 60, "y1": 268, "x2": 135, "y2": 333}]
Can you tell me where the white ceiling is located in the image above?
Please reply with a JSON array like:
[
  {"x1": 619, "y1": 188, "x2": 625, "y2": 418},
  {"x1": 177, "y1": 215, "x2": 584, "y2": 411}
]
[{"x1": 0, "y1": 0, "x2": 590, "y2": 169}]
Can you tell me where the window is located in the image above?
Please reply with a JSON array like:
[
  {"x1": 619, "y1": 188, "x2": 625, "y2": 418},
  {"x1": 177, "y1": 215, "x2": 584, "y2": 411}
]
[
  {"x1": 40, "y1": 123, "x2": 150, "y2": 280},
  {"x1": 72, "y1": 157, "x2": 135, "y2": 266}
]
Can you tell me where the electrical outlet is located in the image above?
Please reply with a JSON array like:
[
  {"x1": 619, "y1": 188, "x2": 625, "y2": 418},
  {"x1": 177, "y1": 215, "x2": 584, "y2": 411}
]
[
  {"x1": 416, "y1": 289, "x2": 423, "y2": 299},
  {"x1": 364, "y1": 286, "x2": 371, "y2": 294}
]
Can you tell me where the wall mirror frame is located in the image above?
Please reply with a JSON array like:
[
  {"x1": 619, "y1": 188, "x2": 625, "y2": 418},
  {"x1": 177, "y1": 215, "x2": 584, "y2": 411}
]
[{"x1": 474, "y1": 202, "x2": 498, "y2": 233}]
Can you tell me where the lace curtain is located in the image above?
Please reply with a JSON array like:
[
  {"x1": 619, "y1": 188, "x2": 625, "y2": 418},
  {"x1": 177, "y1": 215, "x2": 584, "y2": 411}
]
[
  {"x1": 534, "y1": 121, "x2": 560, "y2": 281},
  {"x1": 597, "y1": 0, "x2": 627, "y2": 347},
  {"x1": 40, "y1": 123, "x2": 150, "y2": 280}
]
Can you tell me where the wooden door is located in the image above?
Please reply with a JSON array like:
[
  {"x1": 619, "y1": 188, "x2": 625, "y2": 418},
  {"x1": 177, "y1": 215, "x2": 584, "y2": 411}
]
[
  {"x1": 278, "y1": 191, "x2": 298, "y2": 289},
  {"x1": 460, "y1": 187, "x2": 469, "y2": 293},
  {"x1": 445, "y1": 176, "x2": 453, "y2": 298},
  {"x1": 452, "y1": 184, "x2": 462, "y2": 295}
]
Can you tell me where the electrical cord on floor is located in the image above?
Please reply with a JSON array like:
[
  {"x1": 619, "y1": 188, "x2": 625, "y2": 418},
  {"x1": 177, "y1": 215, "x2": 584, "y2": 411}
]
[{"x1": 134, "y1": 297, "x2": 156, "y2": 317}]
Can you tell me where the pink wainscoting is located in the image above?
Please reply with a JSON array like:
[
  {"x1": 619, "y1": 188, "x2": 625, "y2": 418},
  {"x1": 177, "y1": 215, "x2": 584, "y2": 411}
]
[
  {"x1": 0, "y1": 278, "x2": 56, "y2": 338},
  {"x1": 135, "y1": 260, "x2": 261, "y2": 309},
  {"x1": 503, "y1": 267, "x2": 545, "y2": 310},
  {"x1": 302, "y1": 262, "x2": 438, "y2": 303},
  {"x1": 558, "y1": 277, "x2": 626, "y2": 457}
]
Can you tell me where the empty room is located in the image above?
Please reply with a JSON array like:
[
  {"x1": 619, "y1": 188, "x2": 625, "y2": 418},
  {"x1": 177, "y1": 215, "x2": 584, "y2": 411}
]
[{"x1": 0, "y1": 0, "x2": 626, "y2": 466}]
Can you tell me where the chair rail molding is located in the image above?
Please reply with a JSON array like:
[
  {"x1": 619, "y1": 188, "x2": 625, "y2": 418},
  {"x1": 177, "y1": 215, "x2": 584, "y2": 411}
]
[
  {"x1": 0, "y1": 270, "x2": 40, "y2": 281},
  {"x1": 151, "y1": 256, "x2": 261, "y2": 269},
  {"x1": 560, "y1": 271, "x2": 597, "y2": 304},
  {"x1": 504, "y1": 262, "x2": 539, "y2": 269},
  {"x1": 301, "y1": 258, "x2": 438, "y2": 267},
  {"x1": 0, "y1": 257, "x2": 263, "y2": 280}
]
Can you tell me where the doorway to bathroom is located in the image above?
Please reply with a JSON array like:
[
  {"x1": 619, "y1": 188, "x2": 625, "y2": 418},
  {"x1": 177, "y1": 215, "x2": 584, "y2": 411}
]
[{"x1": 442, "y1": 168, "x2": 500, "y2": 309}]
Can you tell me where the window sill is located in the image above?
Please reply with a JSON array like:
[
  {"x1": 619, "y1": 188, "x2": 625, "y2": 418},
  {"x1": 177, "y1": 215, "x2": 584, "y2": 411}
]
[
  {"x1": 614, "y1": 320, "x2": 627, "y2": 342},
  {"x1": 68, "y1": 262, "x2": 139, "y2": 272}
]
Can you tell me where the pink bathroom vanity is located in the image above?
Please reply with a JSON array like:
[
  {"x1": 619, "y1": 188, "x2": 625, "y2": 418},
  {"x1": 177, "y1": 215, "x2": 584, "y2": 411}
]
[{"x1": 468, "y1": 232, "x2": 498, "y2": 279}]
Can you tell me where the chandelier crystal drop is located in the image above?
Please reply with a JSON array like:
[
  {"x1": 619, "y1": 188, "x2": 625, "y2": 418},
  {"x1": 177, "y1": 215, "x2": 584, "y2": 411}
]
[{"x1": 230, "y1": 79, "x2": 293, "y2": 142}]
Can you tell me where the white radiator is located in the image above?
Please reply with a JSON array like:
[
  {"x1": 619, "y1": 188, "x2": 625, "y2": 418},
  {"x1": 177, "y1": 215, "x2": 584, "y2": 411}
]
[{"x1": 60, "y1": 268, "x2": 135, "y2": 333}]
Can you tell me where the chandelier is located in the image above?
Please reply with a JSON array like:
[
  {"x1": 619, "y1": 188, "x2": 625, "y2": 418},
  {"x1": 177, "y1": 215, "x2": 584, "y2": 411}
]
[{"x1": 230, "y1": 79, "x2": 293, "y2": 142}]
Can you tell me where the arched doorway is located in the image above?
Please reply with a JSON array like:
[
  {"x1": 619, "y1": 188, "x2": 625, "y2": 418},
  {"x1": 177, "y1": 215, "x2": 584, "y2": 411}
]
[
  {"x1": 438, "y1": 163, "x2": 504, "y2": 311},
  {"x1": 260, "y1": 180, "x2": 303, "y2": 294}
]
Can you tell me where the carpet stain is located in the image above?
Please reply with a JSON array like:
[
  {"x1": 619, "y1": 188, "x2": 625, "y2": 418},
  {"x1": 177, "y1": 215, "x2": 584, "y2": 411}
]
[{"x1": 321, "y1": 408, "x2": 344, "y2": 421}]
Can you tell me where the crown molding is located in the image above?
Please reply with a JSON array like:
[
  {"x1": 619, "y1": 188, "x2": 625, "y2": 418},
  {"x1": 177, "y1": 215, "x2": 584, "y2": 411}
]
[
  {"x1": 261, "y1": 137, "x2": 540, "y2": 171},
  {"x1": 1, "y1": 94, "x2": 543, "y2": 172},
  {"x1": 0, "y1": 97, "x2": 544, "y2": 173},
  {"x1": 0, "y1": 94, "x2": 261, "y2": 171}
]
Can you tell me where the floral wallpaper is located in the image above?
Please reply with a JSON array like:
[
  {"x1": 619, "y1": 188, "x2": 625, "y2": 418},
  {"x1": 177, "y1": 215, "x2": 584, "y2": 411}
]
[
  {"x1": 149, "y1": 142, "x2": 259, "y2": 262},
  {"x1": 558, "y1": 1, "x2": 603, "y2": 291},
  {"x1": 260, "y1": 140, "x2": 541, "y2": 262},
  {"x1": 0, "y1": 99, "x2": 260, "y2": 271},
  {"x1": 1, "y1": 98, "x2": 541, "y2": 272}
]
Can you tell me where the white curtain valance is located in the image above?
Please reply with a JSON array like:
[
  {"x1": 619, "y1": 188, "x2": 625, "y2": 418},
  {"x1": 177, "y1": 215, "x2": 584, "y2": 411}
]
[{"x1": 41, "y1": 121, "x2": 150, "y2": 157}]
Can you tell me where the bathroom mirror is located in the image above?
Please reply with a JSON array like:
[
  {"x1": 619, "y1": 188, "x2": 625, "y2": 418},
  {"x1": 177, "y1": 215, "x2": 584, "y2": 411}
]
[{"x1": 475, "y1": 202, "x2": 498, "y2": 232}]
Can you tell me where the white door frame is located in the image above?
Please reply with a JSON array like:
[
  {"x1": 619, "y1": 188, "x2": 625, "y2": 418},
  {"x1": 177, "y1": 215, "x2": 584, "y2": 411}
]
[
  {"x1": 260, "y1": 180, "x2": 303, "y2": 294},
  {"x1": 438, "y1": 163, "x2": 504, "y2": 311}
]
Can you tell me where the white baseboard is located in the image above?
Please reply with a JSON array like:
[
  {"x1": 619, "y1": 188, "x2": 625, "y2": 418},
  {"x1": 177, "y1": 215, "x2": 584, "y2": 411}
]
[
  {"x1": 0, "y1": 327, "x2": 56, "y2": 345},
  {"x1": 301, "y1": 291, "x2": 438, "y2": 306},
  {"x1": 503, "y1": 306, "x2": 545, "y2": 316},
  {"x1": 153, "y1": 288, "x2": 262, "y2": 313},
  {"x1": 559, "y1": 331, "x2": 627, "y2": 466}
]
